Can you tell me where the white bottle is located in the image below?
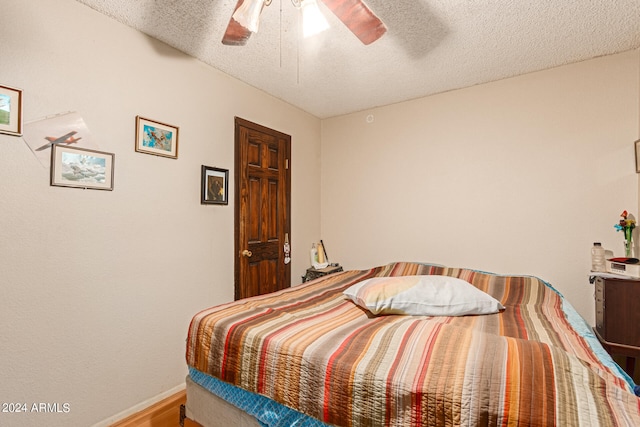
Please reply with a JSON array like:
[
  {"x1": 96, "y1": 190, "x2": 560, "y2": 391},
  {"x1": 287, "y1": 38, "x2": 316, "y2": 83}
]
[{"x1": 591, "y1": 242, "x2": 606, "y2": 272}]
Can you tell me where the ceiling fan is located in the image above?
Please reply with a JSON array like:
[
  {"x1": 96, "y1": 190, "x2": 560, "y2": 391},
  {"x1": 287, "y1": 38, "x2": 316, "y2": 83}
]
[{"x1": 222, "y1": 0, "x2": 387, "y2": 46}]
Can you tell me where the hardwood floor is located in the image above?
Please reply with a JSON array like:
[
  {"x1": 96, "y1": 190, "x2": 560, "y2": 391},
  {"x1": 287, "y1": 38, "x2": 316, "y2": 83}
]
[{"x1": 109, "y1": 390, "x2": 193, "y2": 427}]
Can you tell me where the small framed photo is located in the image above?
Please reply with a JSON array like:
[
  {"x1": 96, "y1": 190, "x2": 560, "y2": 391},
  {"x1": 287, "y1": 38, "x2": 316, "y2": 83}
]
[
  {"x1": 51, "y1": 145, "x2": 114, "y2": 191},
  {"x1": 635, "y1": 139, "x2": 640, "y2": 173},
  {"x1": 0, "y1": 84, "x2": 23, "y2": 136},
  {"x1": 201, "y1": 165, "x2": 228, "y2": 205},
  {"x1": 135, "y1": 116, "x2": 179, "y2": 159}
]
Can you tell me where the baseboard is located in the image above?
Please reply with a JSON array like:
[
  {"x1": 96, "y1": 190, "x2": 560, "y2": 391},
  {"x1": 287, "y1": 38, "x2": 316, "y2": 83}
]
[
  {"x1": 108, "y1": 389, "x2": 186, "y2": 427},
  {"x1": 91, "y1": 383, "x2": 185, "y2": 427}
]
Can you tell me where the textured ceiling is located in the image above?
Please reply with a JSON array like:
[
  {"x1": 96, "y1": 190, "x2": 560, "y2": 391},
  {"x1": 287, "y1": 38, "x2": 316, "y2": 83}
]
[{"x1": 76, "y1": 0, "x2": 640, "y2": 119}]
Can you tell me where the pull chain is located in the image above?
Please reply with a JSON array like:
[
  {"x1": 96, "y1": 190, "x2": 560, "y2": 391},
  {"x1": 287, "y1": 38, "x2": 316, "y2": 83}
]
[{"x1": 279, "y1": 0, "x2": 282, "y2": 68}]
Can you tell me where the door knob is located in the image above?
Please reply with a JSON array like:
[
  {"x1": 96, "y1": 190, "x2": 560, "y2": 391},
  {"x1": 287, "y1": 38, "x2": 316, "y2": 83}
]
[{"x1": 242, "y1": 249, "x2": 253, "y2": 257}]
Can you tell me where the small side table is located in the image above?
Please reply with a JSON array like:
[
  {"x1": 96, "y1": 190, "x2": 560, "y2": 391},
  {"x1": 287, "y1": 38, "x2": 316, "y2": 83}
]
[
  {"x1": 592, "y1": 274, "x2": 640, "y2": 376},
  {"x1": 302, "y1": 265, "x2": 343, "y2": 283}
]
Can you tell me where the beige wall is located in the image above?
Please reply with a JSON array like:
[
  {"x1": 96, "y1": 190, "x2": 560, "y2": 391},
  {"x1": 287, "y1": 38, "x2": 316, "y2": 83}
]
[
  {"x1": 321, "y1": 50, "x2": 640, "y2": 325},
  {"x1": 2, "y1": 0, "x2": 639, "y2": 425},
  {"x1": 0, "y1": 1, "x2": 320, "y2": 426}
]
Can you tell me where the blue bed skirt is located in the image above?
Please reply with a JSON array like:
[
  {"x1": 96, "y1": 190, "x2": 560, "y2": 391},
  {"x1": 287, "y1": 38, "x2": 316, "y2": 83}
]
[{"x1": 188, "y1": 367, "x2": 331, "y2": 427}]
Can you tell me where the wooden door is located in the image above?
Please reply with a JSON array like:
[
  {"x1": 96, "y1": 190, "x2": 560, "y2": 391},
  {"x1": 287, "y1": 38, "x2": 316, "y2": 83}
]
[{"x1": 234, "y1": 117, "x2": 291, "y2": 300}]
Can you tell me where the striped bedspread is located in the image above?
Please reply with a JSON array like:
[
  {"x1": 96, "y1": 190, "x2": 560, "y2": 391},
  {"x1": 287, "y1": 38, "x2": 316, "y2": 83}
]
[{"x1": 186, "y1": 262, "x2": 640, "y2": 426}]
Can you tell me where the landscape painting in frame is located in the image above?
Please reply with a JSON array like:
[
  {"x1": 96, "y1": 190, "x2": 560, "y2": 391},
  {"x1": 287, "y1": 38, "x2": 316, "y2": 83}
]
[
  {"x1": 51, "y1": 145, "x2": 114, "y2": 191},
  {"x1": 201, "y1": 165, "x2": 228, "y2": 205},
  {"x1": 135, "y1": 116, "x2": 179, "y2": 159},
  {"x1": 0, "y1": 84, "x2": 23, "y2": 136}
]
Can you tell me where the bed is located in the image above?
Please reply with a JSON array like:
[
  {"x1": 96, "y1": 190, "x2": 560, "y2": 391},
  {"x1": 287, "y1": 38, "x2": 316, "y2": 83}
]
[{"x1": 184, "y1": 262, "x2": 640, "y2": 426}]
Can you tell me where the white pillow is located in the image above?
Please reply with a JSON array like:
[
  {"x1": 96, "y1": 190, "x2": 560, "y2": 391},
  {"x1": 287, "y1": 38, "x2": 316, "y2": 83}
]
[{"x1": 343, "y1": 275, "x2": 505, "y2": 316}]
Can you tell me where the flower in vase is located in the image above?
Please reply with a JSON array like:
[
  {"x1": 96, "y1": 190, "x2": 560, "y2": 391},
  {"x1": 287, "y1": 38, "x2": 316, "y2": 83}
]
[{"x1": 614, "y1": 210, "x2": 636, "y2": 256}]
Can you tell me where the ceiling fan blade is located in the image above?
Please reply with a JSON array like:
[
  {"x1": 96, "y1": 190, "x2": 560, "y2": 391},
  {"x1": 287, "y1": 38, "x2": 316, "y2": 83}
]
[
  {"x1": 222, "y1": 0, "x2": 253, "y2": 46},
  {"x1": 319, "y1": 0, "x2": 387, "y2": 45}
]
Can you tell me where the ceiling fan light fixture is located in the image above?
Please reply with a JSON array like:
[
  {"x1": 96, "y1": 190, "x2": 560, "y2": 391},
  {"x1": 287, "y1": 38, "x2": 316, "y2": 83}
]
[
  {"x1": 301, "y1": 0, "x2": 329, "y2": 38},
  {"x1": 232, "y1": 0, "x2": 266, "y2": 33}
]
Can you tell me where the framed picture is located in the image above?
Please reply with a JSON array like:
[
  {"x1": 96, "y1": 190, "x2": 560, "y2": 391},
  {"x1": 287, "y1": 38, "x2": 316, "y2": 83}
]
[
  {"x1": 635, "y1": 139, "x2": 640, "y2": 173},
  {"x1": 201, "y1": 165, "x2": 228, "y2": 205},
  {"x1": 135, "y1": 116, "x2": 179, "y2": 159},
  {"x1": 0, "y1": 84, "x2": 23, "y2": 136},
  {"x1": 51, "y1": 145, "x2": 114, "y2": 191}
]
